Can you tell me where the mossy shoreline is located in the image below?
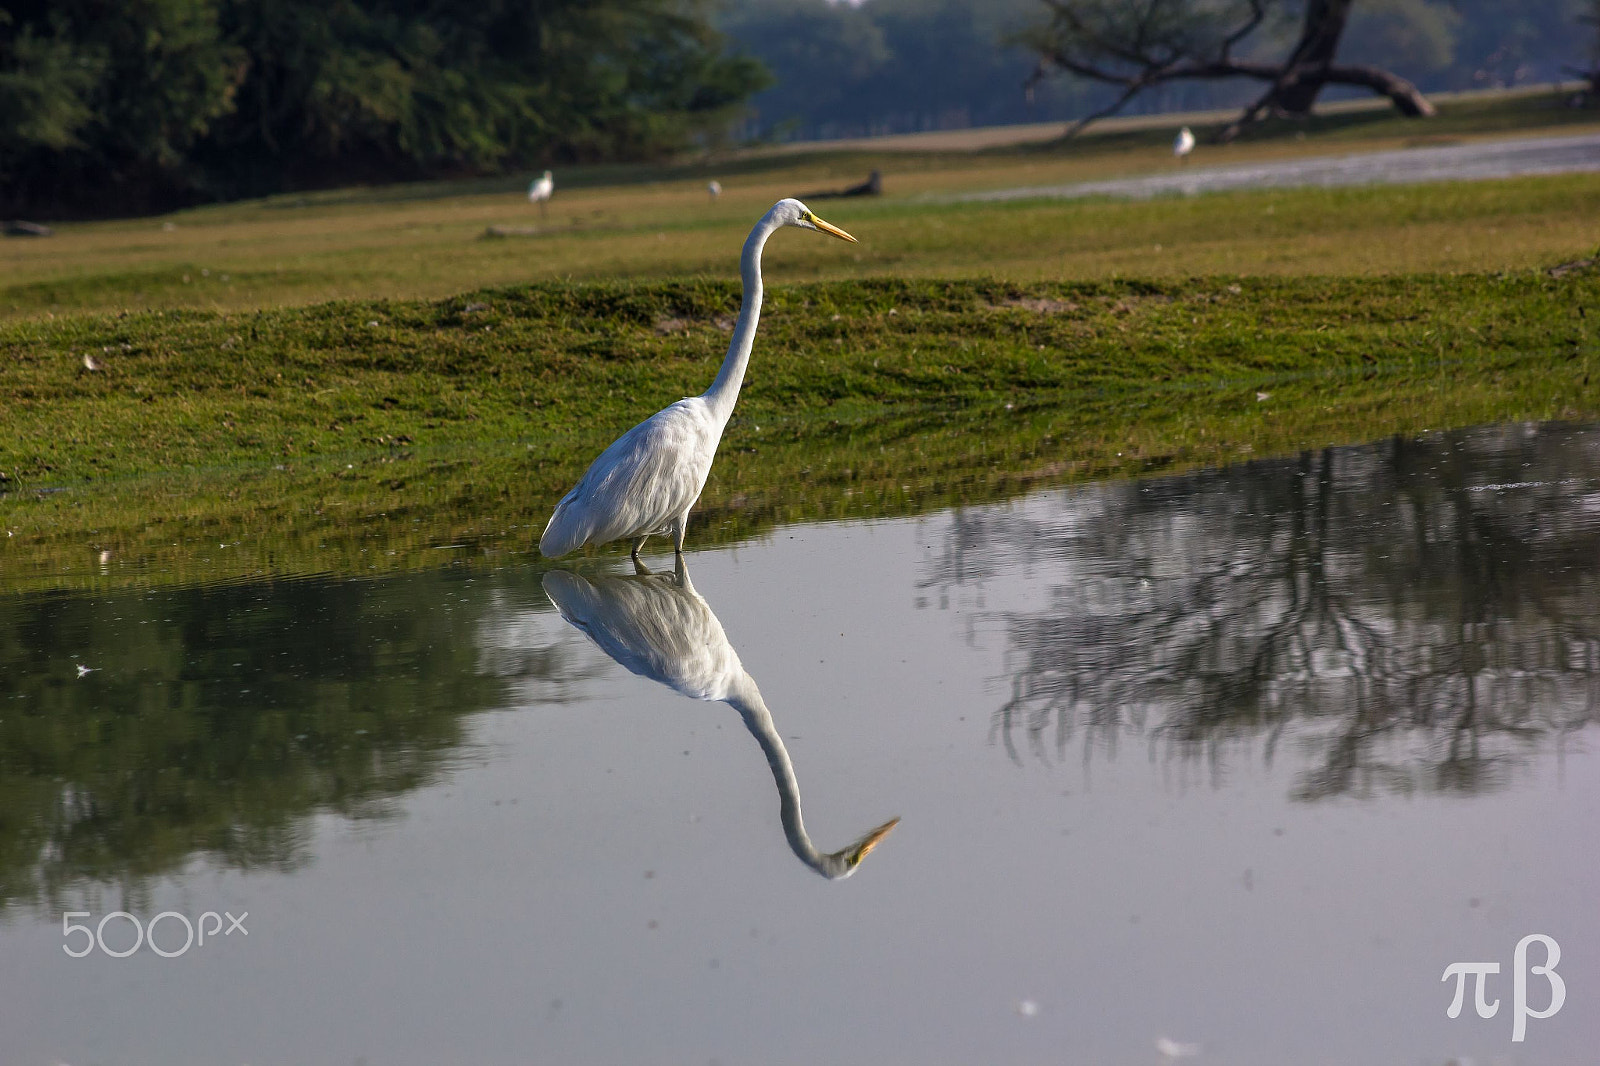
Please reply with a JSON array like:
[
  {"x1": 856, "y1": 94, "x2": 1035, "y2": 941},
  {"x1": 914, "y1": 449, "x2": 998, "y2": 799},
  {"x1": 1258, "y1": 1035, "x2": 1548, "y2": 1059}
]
[{"x1": 2, "y1": 272, "x2": 1596, "y2": 592}]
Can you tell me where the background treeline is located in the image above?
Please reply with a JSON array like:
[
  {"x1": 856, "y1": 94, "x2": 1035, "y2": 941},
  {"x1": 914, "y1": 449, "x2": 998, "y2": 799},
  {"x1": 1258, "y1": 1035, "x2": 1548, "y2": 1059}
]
[
  {"x1": 0, "y1": 0, "x2": 766, "y2": 217},
  {"x1": 3, "y1": 0, "x2": 1596, "y2": 217},
  {"x1": 720, "y1": 0, "x2": 1595, "y2": 141}
]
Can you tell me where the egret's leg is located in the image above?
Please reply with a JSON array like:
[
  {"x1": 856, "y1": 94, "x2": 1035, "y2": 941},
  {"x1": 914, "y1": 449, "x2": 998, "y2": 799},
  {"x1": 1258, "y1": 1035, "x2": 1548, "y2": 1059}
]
[
  {"x1": 632, "y1": 557, "x2": 654, "y2": 577},
  {"x1": 672, "y1": 513, "x2": 689, "y2": 555},
  {"x1": 630, "y1": 535, "x2": 647, "y2": 563}
]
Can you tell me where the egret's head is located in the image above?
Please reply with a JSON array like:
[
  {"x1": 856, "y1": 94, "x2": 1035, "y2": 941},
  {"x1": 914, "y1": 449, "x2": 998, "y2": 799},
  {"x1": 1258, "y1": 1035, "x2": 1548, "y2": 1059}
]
[
  {"x1": 774, "y1": 198, "x2": 856, "y2": 243},
  {"x1": 815, "y1": 816, "x2": 900, "y2": 879}
]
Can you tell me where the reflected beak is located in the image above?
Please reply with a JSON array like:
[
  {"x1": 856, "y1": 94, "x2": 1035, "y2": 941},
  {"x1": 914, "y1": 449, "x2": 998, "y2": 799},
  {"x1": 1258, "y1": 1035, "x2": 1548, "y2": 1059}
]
[
  {"x1": 851, "y1": 816, "x2": 900, "y2": 864},
  {"x1": 811, "y1": 215, "x2": 857, "y2": 243}
]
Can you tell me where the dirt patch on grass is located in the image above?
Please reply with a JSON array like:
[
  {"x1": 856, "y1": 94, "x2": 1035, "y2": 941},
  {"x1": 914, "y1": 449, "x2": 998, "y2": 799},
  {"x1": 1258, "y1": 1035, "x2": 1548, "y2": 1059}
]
[
  {"x1": 1549, "y1": 255, "x2": 1597, "y2": 279},
  {"x1": 992, "y1": 297, "x2": 1081, "y2": 314}
]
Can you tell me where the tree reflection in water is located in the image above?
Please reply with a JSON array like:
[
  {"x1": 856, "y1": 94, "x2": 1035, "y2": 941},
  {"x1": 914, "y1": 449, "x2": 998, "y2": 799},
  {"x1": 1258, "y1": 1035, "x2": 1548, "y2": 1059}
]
[
  {"x1": 0, "y1": 572, "x2": 591, "y2": 916},
  {"x1": 921, "y1": 423, "x2": 1600, "y2": 799}
]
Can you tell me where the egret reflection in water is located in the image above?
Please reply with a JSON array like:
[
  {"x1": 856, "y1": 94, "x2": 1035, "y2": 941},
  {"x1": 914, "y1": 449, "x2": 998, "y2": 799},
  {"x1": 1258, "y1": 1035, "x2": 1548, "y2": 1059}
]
[{"x1": 542, "y1": 564, "x2": 899, "y2": 879}]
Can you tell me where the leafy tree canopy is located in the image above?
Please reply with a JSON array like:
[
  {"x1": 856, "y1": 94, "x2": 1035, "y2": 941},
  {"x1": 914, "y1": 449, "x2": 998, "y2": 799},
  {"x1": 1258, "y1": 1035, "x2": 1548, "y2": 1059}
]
[{"x1": 0, "y1": 0, "x2": 769, "y2": 216}]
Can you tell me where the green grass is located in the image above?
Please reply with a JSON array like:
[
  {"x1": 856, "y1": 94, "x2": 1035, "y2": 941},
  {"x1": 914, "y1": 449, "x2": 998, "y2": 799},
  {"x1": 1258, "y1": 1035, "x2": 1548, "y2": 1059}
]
[
  {"x1": 2, "y1": 89, "x2": 1596, "y2": 319},
  {"x1": 3, "y1": 270, "x2": 1596, "y2": 592},
  {"x1": 4, "y1": 90, "x2": 1599, "y2": 592}
]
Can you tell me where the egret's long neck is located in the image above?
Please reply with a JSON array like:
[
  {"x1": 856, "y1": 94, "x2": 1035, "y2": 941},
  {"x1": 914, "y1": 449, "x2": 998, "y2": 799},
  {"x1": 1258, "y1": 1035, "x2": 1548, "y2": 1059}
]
[
  {"x1": 725, "y1": 674, "x2": 833, "y2": 876},
  {"x1": 703, "y1": 212, "x2": 782, "y2": 426}
]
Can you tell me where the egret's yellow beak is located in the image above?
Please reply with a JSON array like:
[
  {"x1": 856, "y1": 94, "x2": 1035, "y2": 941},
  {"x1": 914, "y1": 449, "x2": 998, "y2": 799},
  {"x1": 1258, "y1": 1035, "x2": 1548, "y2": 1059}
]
[
  {"x1": 809, "y1": 213, "x2": 857, "y2": 243},
  {"x1": 850, "y1": 816, "x2": 900, "y2": 865}
]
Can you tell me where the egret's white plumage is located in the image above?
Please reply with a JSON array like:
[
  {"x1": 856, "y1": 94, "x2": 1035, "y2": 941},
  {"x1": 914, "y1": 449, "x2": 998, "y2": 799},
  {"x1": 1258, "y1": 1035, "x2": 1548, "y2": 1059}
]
[
  {"x1": 527, "y1": 170, "x2": 554, "y2": 204},
  {"x1": 1173, "y1": 126, "x2": 1196, "y2": 159},
  {"x1": 707, "y1": 179, "x2": 722, "y2": 201},
  {"x1": 542, "y1": 563, "x2": 899, "y2": 879},
  {"x1": 540, "y1": 198, "x2": 856, "y2": 560}
]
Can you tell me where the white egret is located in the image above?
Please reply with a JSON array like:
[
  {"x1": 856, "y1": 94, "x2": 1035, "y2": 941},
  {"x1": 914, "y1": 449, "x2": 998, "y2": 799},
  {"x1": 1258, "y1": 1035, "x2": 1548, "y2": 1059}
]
[
  {"x1": 1173, "y1": 126, "x2": 1195, "y2": 160},
  {"x1": 707, "y1": 179, "x2": 722, "y2": 201},
  {"x1": 527, "y1": 170, "x2": 554, "y2": 218},
  {"x1": 542, "y1": 562, "x2": 899, "y2": 879},
  {"x1": 539, "y1": 199, "x2": 856, "y2": 561}
]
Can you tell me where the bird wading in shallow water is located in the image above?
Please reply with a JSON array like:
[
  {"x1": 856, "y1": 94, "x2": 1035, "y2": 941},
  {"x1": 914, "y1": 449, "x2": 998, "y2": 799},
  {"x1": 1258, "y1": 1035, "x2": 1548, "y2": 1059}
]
[{"x1": 539, "y1": 199, "x2": 857, "y2": 561}]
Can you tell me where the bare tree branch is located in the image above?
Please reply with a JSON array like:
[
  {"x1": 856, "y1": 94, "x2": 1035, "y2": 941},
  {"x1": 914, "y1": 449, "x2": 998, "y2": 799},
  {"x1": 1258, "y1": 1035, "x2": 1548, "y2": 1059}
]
[{"x1": 1017, "y1": 0, "x2": 1434, "y2": 139}]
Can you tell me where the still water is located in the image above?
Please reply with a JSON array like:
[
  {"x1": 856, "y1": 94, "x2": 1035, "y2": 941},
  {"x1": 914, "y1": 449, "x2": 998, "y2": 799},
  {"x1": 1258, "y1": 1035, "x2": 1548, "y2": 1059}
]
[{"x1": 1, "y1": 422, "x2": 1596, "y2": 1065}]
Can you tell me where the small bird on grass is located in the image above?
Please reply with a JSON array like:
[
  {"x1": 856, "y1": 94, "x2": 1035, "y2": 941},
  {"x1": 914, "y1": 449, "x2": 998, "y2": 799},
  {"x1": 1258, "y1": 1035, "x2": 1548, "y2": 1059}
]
[
  {"x1": 527, "y1": 170, "x2": 554, "y2": 218},
  {"x1": 1174, "y1": 126, "x2": 1196, "y2": 161}
]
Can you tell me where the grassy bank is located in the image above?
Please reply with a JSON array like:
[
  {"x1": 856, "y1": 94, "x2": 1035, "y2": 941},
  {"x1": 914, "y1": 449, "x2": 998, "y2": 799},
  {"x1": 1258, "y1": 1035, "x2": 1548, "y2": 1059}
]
[
  {"x1": 2, "y1": 91, "x2": 1596, "y2": 320},
  {"x1": 2, "y1": 270, "x2": 1595, "y2": 591}
]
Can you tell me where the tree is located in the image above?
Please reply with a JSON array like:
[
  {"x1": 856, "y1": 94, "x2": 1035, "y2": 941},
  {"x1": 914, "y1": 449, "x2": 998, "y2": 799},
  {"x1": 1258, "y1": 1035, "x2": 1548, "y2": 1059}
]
[
  {"x1": 0, "y1": 0, "x2": 770, "y2": 217},
  {"x1": 1017, "y1": 0, "x2": 1437, "y2": 141},
  {"x1": 202, "y1": 0, "x2": 769, "y2": 186},
  {"x1": 0, "y1": 0, "x2": 244, "y2": 215},
  {"x1": 721, "y1": 0, "x2": 1098, "y2": 142},
  {"x1": 1567, "y1": 0, "x2": 1600, "y2": 98},
  {"x1": 919, "y1": 425, "x2": 1600, "y2": 799}
]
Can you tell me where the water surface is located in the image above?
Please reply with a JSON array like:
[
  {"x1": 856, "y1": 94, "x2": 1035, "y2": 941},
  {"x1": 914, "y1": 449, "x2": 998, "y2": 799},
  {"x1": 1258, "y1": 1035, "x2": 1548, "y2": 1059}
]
[
  {"x1": 1, "y1": 422, "x2": 1596, "y2": 1065},
  {"x1": 961, "y1": 130, "x2": 1600, "y2": 203}
]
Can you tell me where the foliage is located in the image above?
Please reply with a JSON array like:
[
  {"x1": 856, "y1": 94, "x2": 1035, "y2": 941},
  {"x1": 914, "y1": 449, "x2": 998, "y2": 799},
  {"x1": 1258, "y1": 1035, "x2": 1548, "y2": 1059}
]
[
  {"x1": 1569, "y1": 0, "x2": 1600, "y2": 91},
  {"x1": 934, "y1": 423, "x2": 1600, "y2": 797},
  {"x1": 0, "y1": 0, "x2": 769, "y2": 216},
  {"x1": 0, "y1": 567, "x2": 539, "y2": 912},
  {"x1": 720, "y1": 0, "x2": 1104, "y2": 140},
  {"x1": 0, "y1": 0, "x2": 245, "y2": 212},
  {"x1": 1013, "y1": 0, "x2": 1446, "y2": 137},
  {"x1": 720, "y1": 0, "x2": 1593, "y2": 141}
]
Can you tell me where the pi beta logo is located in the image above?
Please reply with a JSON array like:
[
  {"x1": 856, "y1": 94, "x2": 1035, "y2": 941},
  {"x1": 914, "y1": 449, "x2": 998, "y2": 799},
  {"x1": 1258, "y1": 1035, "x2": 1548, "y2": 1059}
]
[{"x1": 1441, "y1": 934, "x2": 1566, "y2": 1042}]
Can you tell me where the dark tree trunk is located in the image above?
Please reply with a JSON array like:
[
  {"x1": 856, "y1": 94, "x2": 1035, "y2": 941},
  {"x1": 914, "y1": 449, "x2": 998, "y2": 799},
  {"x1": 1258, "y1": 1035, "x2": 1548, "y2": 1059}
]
[
  {"x1": 1027, "y1": 0, "x2": 1437, "y2": 142},
  {"x1": 1274, "y1": 0, "x2": 1355, "y2": 114},
  {"x1": 1217, "y1": 0, "x2": 1433, "y2": 141}
]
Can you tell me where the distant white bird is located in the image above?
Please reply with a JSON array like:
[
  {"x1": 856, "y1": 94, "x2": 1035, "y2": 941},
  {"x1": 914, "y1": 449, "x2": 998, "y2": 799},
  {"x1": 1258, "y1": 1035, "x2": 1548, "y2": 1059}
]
[
  {"x1": 82, "y1": 353, "x2": 101, "y2": 371},
  {"x1": 1174, "y1": 126, "x2": 1196, "y2": 160},
  {"x1": 707, "y1": 179, "x2": 722, "y2": 202},
  {"x1": 542, "y1": 563, "x2": 899, "y2": 879},
  {"x1": 539, "y1": 198, "x2": 856, "y2": 561},
  {"x1": 76, "y1": 664, "x2": 94, "y2": 678},
  {"x1": 527, "y1": 170, "x2": 554, "y2": 217}
]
